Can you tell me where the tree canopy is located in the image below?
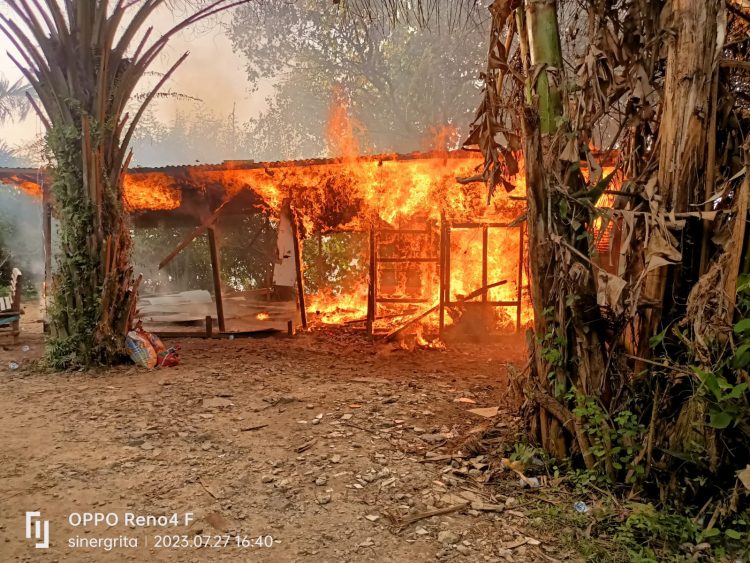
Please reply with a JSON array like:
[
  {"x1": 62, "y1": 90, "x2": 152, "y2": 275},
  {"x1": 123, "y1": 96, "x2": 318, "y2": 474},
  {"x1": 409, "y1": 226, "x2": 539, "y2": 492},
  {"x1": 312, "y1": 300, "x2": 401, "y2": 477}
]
[{"x1": 228, "y1": 0, "x2": 488, "y2": 159}]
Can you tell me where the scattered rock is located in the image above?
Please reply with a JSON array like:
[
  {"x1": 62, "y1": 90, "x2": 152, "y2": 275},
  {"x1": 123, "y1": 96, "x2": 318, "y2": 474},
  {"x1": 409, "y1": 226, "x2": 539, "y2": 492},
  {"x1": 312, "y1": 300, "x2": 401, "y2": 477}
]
[
  {"x1": 437, "y1": 530, "x2": 460, "y2": 545},
  {"x1": 419, "y1": 433, "x2": 447, "y2": 444},
  {"x1": 467, "y1": 407, "x2": 499, "y2": 418},
  {"x1": 202, "y1": 397, "x2": 233, "y2": 408}
]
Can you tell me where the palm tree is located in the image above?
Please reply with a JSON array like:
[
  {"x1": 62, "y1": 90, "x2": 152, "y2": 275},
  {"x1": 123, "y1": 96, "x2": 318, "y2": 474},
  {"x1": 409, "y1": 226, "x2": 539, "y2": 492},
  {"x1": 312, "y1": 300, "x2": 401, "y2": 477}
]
[{"x1": 0, "y1": 0, "x2": 248, "y2": 368}]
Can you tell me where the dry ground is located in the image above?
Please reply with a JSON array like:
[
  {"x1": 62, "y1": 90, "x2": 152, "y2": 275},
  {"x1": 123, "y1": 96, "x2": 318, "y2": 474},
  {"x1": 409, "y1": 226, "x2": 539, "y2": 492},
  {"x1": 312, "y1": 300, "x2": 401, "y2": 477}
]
[{"x1": 0, "y1": 319, "x2": 578, "y2": 563}]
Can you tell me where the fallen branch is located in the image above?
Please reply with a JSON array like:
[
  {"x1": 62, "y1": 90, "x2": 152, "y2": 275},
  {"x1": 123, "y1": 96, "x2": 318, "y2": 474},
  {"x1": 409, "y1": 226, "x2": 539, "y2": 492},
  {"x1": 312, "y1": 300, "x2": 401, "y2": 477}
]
[
  {"x1": 390, "y1": 502, "x2": 469, "y2": 531},
  {"x1": 384, "y1": 280, "x2": 508, "y2": 342}
]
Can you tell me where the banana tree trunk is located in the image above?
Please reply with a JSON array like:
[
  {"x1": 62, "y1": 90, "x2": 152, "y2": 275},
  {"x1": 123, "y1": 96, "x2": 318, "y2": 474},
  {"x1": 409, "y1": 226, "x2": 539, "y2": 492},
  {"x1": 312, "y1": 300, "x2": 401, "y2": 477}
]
[
  {"x1": 523, "y1": 0, "x2": 567, "y2": 458},
  {"x1": 525, "y1": 0, "x2": 562, "y2": 134},
  {"x1": 637, "y1": 0, "x2": 723, "y2": 359}
]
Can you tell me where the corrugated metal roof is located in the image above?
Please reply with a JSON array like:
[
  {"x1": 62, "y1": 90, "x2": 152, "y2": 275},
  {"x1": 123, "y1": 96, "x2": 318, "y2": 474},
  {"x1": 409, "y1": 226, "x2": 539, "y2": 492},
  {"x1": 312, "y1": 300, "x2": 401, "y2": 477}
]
[{"x1": 0, "y1": 149, "x2": 479, "y2": 177}]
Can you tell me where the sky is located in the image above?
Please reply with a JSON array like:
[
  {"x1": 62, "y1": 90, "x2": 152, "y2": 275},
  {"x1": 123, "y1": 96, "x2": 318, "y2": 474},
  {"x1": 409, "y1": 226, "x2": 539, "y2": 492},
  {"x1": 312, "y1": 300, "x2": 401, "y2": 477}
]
[{"x1": 0, "y1": 4, "x2": 271, "y2": 149}]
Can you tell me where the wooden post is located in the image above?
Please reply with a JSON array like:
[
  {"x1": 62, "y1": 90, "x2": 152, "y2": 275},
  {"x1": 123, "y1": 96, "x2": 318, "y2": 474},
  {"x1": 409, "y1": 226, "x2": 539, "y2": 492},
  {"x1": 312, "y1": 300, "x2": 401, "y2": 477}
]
[
  {"x1": 290, "y1": 207, "x2": 308, "y2": 330},
  {"x1": 482, "y1": 225, "x2": 489, "y2": 303},
  {"x1": 367, "y1": 226, "x2": 377, "y2": 336},
  {"x1": 207, "y1": 227, "x2": 226, "y2": 332},
  {"x1": 42, "y1": 185, "x2": 52, "y2": 331},
  {"x1": 445, "y1": 224, "x2": 451, "y2": 307},
  {"x1": 205, "y1": 315, "x2": 213, "y2": 338},
  {"x1": 439, "y1": 215, "x2": 446, "y2": 337},
  {"x1": 517, "y1": 222, "x2": 525, "y2": 332}
]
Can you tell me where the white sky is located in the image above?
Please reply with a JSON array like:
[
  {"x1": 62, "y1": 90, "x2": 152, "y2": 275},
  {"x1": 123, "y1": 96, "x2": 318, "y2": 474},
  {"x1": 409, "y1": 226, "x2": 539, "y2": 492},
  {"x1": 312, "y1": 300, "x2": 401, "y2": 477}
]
[{"x1": 0, "y1": 4, "x2": 270, "y2": 147}]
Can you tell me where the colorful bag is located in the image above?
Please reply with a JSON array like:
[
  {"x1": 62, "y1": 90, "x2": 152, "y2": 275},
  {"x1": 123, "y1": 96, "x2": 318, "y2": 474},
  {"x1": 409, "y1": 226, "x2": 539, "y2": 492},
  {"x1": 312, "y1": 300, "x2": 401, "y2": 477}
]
[
  {"x1": 157, "y1": 347, "x2": 181, "y2": 367},
  {"x1": 126, "y1": 330, "x2": 157, "y2": 369},
  {"x1": 136, "y1": 327, "x2": 166, "y2": 354}
]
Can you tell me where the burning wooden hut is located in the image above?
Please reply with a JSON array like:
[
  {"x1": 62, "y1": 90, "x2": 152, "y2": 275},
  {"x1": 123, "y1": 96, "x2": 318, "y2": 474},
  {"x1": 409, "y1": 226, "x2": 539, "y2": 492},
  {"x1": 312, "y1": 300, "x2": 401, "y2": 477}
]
[{"x1": 0, "y1": 150, "x2": 532, "y2": 340}]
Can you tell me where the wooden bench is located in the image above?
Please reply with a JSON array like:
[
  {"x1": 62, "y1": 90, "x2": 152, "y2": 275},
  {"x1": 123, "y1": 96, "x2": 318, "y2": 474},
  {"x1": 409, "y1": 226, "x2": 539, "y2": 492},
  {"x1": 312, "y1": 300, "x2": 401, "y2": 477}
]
[{"x1": 0, "y1": 268, "x2": 22, "y2": 342}]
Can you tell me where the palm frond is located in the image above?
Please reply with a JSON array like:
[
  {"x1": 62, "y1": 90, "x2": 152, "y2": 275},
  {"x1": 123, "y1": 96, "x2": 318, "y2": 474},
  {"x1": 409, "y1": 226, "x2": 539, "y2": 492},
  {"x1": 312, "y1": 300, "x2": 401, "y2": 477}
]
[{"x1": 0, "y1": 74, "x2": 32, "y2": 124}]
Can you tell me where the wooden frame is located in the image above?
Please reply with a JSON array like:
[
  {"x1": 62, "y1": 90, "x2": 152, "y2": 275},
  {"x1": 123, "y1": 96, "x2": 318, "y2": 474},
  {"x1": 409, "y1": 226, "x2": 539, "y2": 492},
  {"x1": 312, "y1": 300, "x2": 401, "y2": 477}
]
[
  {"x1": 438, "y1": 220, "x2": 526, "y2": 337},
  {"x1": 366, "y1": 223, "x2": 439, "y2": 336}
]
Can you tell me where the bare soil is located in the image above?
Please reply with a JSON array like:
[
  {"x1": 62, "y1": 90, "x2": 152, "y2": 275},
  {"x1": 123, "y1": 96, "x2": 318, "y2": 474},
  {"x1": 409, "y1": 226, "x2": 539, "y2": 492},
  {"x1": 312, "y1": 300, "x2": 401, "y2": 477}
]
[{"x1": 0, "y1": 320, "x2": 574, "y2": 563}]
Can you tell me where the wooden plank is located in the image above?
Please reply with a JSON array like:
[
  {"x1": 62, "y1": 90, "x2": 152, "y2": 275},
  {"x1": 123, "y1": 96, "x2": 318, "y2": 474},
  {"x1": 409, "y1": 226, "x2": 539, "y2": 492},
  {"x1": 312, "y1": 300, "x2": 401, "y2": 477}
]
[{"x1": 207, "y1": 227, "x2": 226, "y2": 332}]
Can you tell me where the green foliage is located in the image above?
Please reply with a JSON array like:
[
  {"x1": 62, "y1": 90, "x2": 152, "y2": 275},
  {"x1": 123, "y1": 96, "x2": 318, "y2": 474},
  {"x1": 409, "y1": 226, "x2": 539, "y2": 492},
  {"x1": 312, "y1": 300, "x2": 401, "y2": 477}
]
[
  {"x1": 613, "y1": 504, "x2": 700, "y2": 562},
  {"x1": 302, "y1": 232, "x2": 368, "y2": 295},
  {"x1": 44, "y1": 126, "x2": 101, "y2": 368},
  {"x1": 228, "y1": 0, "x2": 487, "y2": 159},
  {"x1": 570, "y1": 392, "x2": 646, "y2": 482},
  {"x1": 530, "y1": 497, "x2": 746, "y2": 563}
]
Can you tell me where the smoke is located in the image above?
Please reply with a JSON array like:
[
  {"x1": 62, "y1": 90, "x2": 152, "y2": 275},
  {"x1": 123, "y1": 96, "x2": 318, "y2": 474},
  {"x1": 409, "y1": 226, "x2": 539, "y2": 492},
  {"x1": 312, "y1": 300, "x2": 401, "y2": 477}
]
[{"x1": 0, "y1": 186, "x2": 43, "y2": 288}]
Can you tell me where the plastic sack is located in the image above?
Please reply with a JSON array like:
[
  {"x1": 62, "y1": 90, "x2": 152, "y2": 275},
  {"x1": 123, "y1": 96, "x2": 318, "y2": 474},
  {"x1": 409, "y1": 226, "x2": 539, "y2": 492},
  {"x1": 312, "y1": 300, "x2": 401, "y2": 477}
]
[
  {"x1": 157, "y1": 347, "x2": 181, "y2": 368},
  {"x1": 126, "y1": 330, "x2": 157, "y2": 369},
  {"x1": 136, "y1": 327, "x2": 166, "y2": 354}
]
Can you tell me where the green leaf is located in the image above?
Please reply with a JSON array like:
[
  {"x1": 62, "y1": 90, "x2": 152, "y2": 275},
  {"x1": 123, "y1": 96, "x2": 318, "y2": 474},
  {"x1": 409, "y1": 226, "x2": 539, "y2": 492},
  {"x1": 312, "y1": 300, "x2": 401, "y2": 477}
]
[
  {"x1": 701, "y1": 527, "x2": 721, "y2": 539},
  {"x1": 725, "y1": 529, "x2": 743, "y2": 540},
  {"x1": 734, "y1": 318, "x2": 750, "y2": 334},
  {"x1": 732, "y1": 343, "x2": 750, "y2": 368},
  {"x1": 649, "y1": 327, "x2": 668, "y2": 348},
  {"x1": 726, "y1": 383, "x2": 748, "y2": 400},
  {"x1": 708, "y1": 410, "x2": 733, "y2": 430},
  {"x1": 559, "y1": 198, "x2": 569, "y2": 218}
]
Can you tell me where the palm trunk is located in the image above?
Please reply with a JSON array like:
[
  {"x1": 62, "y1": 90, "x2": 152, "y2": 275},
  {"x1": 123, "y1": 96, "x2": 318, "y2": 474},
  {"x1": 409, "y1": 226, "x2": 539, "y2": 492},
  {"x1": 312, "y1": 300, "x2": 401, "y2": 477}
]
[{"x1": 46, "y1": 118, "x2": 137, "y2": 368}]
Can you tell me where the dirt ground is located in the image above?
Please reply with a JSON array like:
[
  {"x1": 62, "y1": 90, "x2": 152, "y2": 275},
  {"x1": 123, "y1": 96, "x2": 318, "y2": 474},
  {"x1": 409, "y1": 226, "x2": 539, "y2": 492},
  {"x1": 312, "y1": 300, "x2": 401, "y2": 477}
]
[{"x1": 0, "y1": 317, "x2": 576, "y2": 563}]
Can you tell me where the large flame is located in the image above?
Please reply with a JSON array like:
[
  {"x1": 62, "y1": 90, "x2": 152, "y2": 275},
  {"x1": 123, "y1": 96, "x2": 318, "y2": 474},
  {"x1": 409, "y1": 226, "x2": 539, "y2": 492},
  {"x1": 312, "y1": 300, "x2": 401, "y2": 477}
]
[
  {"x1": 1, "y1": 96, "x2": 533, "y2": 335},
  {"x1": 118, "y1": 97, "x2": 532, "y2": 333}
]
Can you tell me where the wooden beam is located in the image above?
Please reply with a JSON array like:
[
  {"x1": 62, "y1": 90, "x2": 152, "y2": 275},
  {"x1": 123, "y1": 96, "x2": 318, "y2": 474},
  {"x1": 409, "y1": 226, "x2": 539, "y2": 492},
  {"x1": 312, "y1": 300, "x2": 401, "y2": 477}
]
[
  {"x1": 158, "y1": 193, "x2": 241, "y2": 270},
  {"x1": 207, "y1": 227, "x2": 226, "y2": 332},
  {"x1": 290, "y1": 206, "x2": 307, "y2": 330}
]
